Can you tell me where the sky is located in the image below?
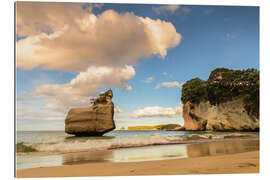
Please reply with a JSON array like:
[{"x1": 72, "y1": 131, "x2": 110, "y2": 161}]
[{"x1": 16, "y1": 2, "x2": 259, "y2": 131}]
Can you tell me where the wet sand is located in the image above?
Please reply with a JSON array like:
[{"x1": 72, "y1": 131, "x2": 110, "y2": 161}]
[{"x1": 16, "y1": 150, "x2": 259, "y2": 177}]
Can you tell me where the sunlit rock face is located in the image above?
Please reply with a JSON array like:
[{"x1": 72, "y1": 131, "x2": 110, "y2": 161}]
[
  {"x1": 183, "y1": 99, "x2": 259, "y2": 131},
  {"x1": 65, "y1": 90, "x2": 115, "y2": 136},
  {"x1": 181, "y1": 68, "x2": 259, "y2": 131}
]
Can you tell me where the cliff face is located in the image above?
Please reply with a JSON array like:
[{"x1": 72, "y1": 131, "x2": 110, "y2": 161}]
[
  {"x1": 65, "y1": 90, "x2": 115, "y2": 136},
  {"x1": 181, "y1": 68, "x2": 259, "y2": 131},
  {"x1": 183, "y1": 98, "x2": 259, "y2": 131}
]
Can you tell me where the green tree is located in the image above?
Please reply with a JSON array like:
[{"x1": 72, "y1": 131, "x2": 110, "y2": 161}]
[{"x1": 181, "y1": 78, "x2": 207, "y2": 104}]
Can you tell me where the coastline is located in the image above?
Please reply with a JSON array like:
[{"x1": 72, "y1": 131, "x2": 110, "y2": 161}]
[
  {"x1": 16, "y1": 150, "x2": 259, "y2": 177},
  {"x1": 16, "y1": 135, "x2": 260, "y2": 177},
  {"x1": 16, "y1": 132, "x2": 259, "y2": 155}
]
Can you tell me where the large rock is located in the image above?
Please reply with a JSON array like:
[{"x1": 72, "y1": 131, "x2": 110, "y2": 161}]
[
  {"x1": 183, "y1": 98, "x2": 259, "y2": 131},
  {"x1": 65, "y1": 90, "x2": 115, "y2": 136}
]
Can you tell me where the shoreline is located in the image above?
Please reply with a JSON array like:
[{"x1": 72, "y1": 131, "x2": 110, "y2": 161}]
[
  {"x1": 16, "y1": 133, "x2": 260, "y2": 177},
  {"x1": 16, "y1": 150, "x2": 259, "y2": 177},
  {"x1": 16, "y1": 133, "x2": 259, "y2": 156}
]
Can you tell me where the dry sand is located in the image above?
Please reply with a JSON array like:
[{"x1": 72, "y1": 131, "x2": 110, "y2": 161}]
[{"x1": 16, "y1": 150, "x2": 259, "y2": 178}]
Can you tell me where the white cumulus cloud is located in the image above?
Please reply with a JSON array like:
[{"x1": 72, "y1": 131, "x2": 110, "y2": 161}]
[
  {"x1": 32, "y1": 65, "x2": 135, "y2": 112},
  {"x1": 162, "y1": 81, "x2": 183, "y2": 88},
  {"x1": 16, "y1": 2, "x2": 181, "y2": 71},
  {"x1": 16, "y1": 2, "x2": 183, "y2": 115},
  {"x1": 155, "y1": 81, "x2": 184, "y2": 89},
  {"x1": 129, "y1": 106, "x2": 182, "y2": 118}
]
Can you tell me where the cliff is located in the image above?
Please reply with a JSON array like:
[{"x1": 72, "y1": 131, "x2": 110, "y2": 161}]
[
  {"x1": 65, "y1": 90, "x2": 115, "y2": 136},
  {"x1": 183, "y1": 99, "x2": 259, "y2": 131},
  {"x1": 181, "y1": 68, "x2": 259, "y2": 131}
]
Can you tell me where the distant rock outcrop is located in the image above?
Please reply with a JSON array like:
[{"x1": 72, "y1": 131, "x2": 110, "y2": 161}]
[
  {"x1": 181, "y1": 68, "x2": 259, "y2": 131},
  {"x1": 65, "y1": 90, "x2": 115, "y2": 136},
  {"x1": 171, "y1": 125, "x2": 185, "y2": 131}
]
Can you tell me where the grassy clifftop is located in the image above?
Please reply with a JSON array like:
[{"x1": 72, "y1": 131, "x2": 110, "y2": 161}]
[{"x1": 181, "y1": 68, "x2": 259, "y2": 118}]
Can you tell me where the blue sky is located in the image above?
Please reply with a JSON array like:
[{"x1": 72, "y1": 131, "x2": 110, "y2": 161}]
[{"x1": 16, "y1": 3, "x2": 259, "y2": 131}]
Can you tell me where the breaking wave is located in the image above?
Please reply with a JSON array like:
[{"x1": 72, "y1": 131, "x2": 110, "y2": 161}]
[{"x1": 26, "y1": 133, "x2": 253, "y2": 153}]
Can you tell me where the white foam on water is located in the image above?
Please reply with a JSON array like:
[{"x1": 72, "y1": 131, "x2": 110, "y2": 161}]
[
  {"x1": 34, "y1": 134, "x2": 186, "y2": 153},
  {"x1": 29, "y1": 133, "x2": 252, "y2": 153}
]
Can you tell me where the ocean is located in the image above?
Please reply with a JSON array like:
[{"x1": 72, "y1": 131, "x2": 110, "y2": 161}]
[
  {"x1": 16, "y1": 130, "x2": 259, "y2": 170},
  {"x1": 17, "y1": 130, "x2": 208, "y2": 144}
]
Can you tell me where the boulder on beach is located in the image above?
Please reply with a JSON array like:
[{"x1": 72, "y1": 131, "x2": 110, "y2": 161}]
[{"x1": 65, "y1": 90, "x2": 115, "y2": 136}]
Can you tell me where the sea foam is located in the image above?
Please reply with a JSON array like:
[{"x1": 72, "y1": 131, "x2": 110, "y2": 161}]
[
  {"x1": 33, "y1": 134, "x2": 184, "y2": 153},
  {"x1": 28, "y1": 133, "x2": 252, "y2": 153}
]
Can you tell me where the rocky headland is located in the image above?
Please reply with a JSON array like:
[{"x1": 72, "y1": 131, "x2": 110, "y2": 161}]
[
  {"x1": 65, "y1": 90, "x2": 115, "y2": 136},
  {"x1": 181, "y1": 68, "x2": 259, "y2": 131}
]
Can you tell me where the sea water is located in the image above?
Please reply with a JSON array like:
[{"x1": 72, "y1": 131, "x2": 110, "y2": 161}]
[
  {"x1": 16, "y1": 130, "x2": 259, "y2": 170},
  {"x1": 17, "y1": 130, "x2": 206, "y2": 144}
]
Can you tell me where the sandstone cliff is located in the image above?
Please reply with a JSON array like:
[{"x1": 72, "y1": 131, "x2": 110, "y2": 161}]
[
  {"x1": 183, "y1": 99, "x2": 259, "y2": 131},
  {"x1": 65, "y1": 90, "x2": 115, "y2": 136},
  {"x1": 181, "y1": 68, "x2": 259, "y2": 131}
]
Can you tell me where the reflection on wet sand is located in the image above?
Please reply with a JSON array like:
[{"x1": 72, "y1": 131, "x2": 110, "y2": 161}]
[
  {"x1": 187, "y1": 140, "x2": 259, "y2": 157},
  {"x1": 110, "y1": 144, "x2": 187, "y2": 162},
  {"x1": 62, "y1": 150, "x2": 113, "y2": 165},
  {"x1": 62, "y1": 140, "x2": 259, "y2": 165}
]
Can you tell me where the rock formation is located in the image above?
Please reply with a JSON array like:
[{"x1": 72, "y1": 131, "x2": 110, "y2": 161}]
[
  {"x1": 171, "y1": 126, "x2": 185, "y2": 131},
  {"x1": 183, "y1": 99, "x2": 259, "y2": 131},
  {"x1": 181, "y1": 68, "x2": 259, "y2": 131},
  {"x1": 65, "y1": 90, "x2": 115, "y2": 136}
]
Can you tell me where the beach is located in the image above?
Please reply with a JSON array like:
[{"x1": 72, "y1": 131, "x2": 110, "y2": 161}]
[
  {"x1": 16, "y1": 131, "x2": 259, "y2": 177},
  {"x1": 16, "y1": 150, "x2": 259, "y2": 177}
]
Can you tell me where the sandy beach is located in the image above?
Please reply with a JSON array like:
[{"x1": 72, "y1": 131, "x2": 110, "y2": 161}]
[{"x1": 16, "y1": 150, "x2": 259, "y2": 178}]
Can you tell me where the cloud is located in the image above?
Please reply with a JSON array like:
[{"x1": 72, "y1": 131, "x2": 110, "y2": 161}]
[
  {"x1": 154, "y1": 84, "x2": 161, "y2": 89},
  {"x1": 129, "y1": 106, "x2": 182, "y2": 118},
  {"x1": 16, "y1": 2, "x2": 181, "y2": 72},
  {"x1": 125, "y1": 85, "x2": 133, "y2": 91},
  {"x1": 82, "y1": 3, "x2": 103, "y2": 13},
  {"x1": 32, "y1": 65, "x2": 135, "y2": 112},
  {"x1": 114, "y1": 106, "x2": 123, "y2": 113},
  {"x1": 142, "y1": 77, "x2": 154, "y2": 83},
  {"x1": 155, "y1": 81, "x2": 183, "y2": 89},
  {"x1": 16, "y1": 2, "x2": 103, "y2": 36},
  {"x1": 16, "y1": 2, "x2": 182, "y2": 117},
  {"x1": 17, "y1": 108, "x2": 64, "y2": 121},
  {"x1": 153, "y1": 5, "x2": 180, "y2": 15},
  {"x1": 162, "y1": 81, "x2": 183, "y2": 88}
]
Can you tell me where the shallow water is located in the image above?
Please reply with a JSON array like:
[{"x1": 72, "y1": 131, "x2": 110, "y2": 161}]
[
  {"x1": 16, "y1": 130, "x2": 258, "y2": 154},
  {"x1": 16, "y1": 130, "x2": 206, "y2": 144},
  {"x1": 16, "y1": 130, "x2": 257, "y2": 144},
  {"x1": 16, "y1": 139, "x2": 259, "y2": 170}
]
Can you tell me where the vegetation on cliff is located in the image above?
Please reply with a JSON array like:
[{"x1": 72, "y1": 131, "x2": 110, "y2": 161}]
[{"x1": 181, "y1": 68, "x2": 259, "y2": 118}]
